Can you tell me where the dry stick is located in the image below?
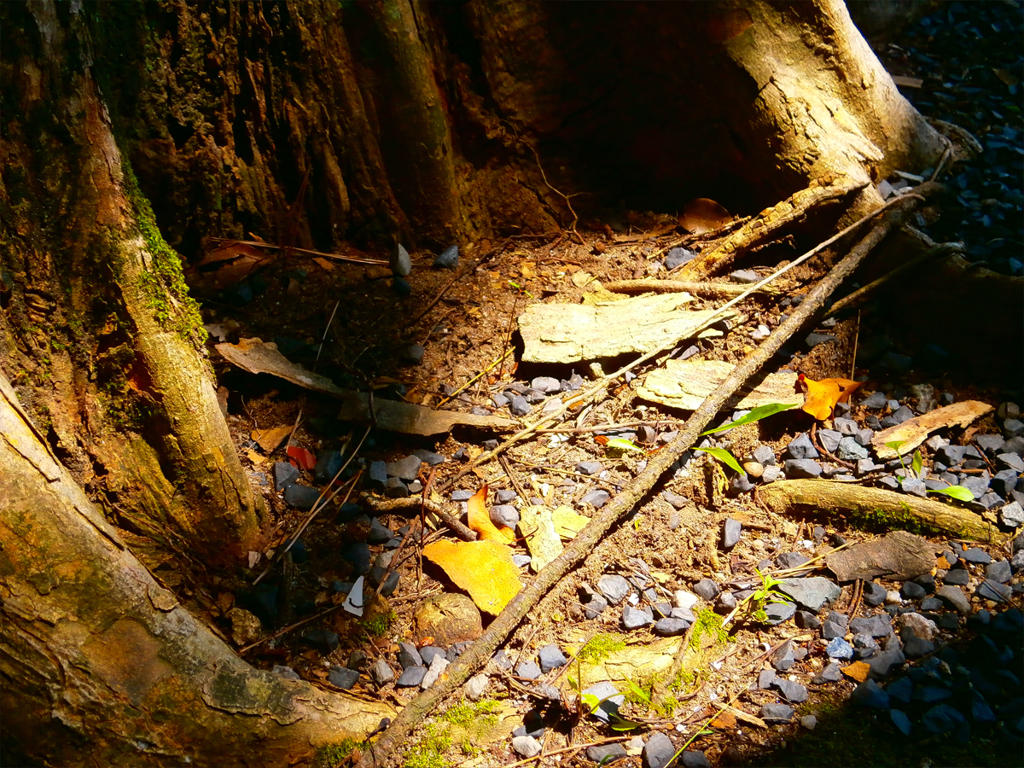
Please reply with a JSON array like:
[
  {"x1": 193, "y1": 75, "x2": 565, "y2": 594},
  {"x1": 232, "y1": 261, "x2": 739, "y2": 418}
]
[
  {"x1": 356, "y1": 189, "x2": 934, "y2": 768},
  {"x1": 360, "y1": 495, "x2": 477, "y2": 542},
  {"x1": 825, "y1": 241, "x2": 964, "y2": 317},
  {"x1": 604, "y1": 279, "x2": 780, "y2": 297},
  {"x1": 435, "y1": 191, "x2": 919, "y2": 496}
]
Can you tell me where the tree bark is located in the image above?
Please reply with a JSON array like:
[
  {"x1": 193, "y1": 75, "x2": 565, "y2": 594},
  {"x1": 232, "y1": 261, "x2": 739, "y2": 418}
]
[
  {"x1": 1, "y1": 0, "x2": 266, "y2": 559},
  {"x1": 0, "y1": 373, "x2": 394, "y2": 768}
]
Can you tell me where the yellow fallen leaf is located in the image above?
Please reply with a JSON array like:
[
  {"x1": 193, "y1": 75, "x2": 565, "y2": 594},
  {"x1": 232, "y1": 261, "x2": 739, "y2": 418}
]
[
  {"x1": 551, "y1": 506, "x2": 590, "y2": 539},
  {"x1": 251, "y1": 425, "x2": 292, "y2": 453},
  {"x1": 246, "y1": 448, "x2": 267, "y2": 466},
  {"x1": 518, "y1": 506, "x2": 563, "y2": 572},
  {"x1": 422, "y1": 540, "x2": 521, "y2": 615},
  {"x1": 468, "y1": 486, "x2": 515, "y2": 544}
]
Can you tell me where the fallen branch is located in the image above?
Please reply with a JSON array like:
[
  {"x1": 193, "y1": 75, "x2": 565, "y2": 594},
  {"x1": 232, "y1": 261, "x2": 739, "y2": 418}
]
[
  {"x1": 356, "y1": 184, "x2": 933, "y2": 768},
  {"x1": 825, "y1": 241, "x2": 964, "y2": 317},
  {"x1": 757, "y1": 479, "x2": 1008, "y2": 544},
  {"x1": 676, "y1": 175, "x2": 868, "y2": 278},
  {"x1": 604, "y1": 279, "x2": 780, "y2": 297}
]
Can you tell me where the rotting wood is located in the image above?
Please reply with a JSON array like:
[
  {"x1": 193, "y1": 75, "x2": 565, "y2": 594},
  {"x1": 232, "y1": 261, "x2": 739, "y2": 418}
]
[
  {"x1": 355, "y1": 184, "x2": 933, "y2": 768},
  {"x1": 518, "y1": 293, "x2": 733, "y2": 364},
  {"x1": 604, "y1": 279, "x2": 780, "y2": 297},
  {"x1": 824, "y1": 531, "x2": 938, "y2": 582},
  {"x1": 676, "y1": 176, "x2": 868, "y2": 279},
  {"x1": 757, "y1": 479, "x2": 1008, "y2": 544},
  {"x1": 637, "y1": 359, "x2": 802, "y2": 412},
  {"x1": 872, "y1": 400, "x2": 994, "y2": 459}
]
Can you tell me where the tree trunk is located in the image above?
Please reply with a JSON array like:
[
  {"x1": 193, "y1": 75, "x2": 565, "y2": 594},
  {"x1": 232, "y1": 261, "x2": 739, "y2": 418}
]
[
  {"x1": 0, "y1": 373, "x2": 393, "y2": 767},
  {"x1": 0, "y1": 0, "x2": 949, "y2": 765},
  {"x1": 1, "y1": 0, "x2": 266, "y2": 559}
]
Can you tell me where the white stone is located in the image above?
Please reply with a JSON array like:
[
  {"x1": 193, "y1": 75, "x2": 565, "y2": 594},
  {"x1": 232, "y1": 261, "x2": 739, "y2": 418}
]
[
  {"x1": 465, "y1": 673, "x2": 489, "y2": 701},
  {"x1": 884, "y1": 590, "x2": 902, "y2": 605},
  {"x1": 672, "y1": 590, "x2": 699, "y2": 611},
  {"x1": 511, "y1": 736, "x2": 541, "y2": 758}
]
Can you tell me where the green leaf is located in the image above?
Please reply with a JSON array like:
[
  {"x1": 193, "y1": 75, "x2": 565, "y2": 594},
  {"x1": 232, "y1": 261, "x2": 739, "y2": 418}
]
[
  {"x1": 624, "y1": 680, "x2": 651, "y2": 706},
  {"x1": 700, "y1": 402, "x2": 797, "y2": 436},
  {"x1": 581, "y1": 693, "x2": 600, "y2": 713},
  {"x1": 607, "y1": 713, "x2": 645, "y2": 731},
  {"x1": 884, "y1": 440, "x2": 906, "y2": 453},
  {"x1": 695, "y1": 446, "x2": 743, "y2": 474},
  {"x1": 912, "y1": 449, "x2": 923, "y2": 476},
  {"x1": 605, "y1": 436, "x2": 646, "y2": 454},
  {"x1": 927, "y1": 485, "x2": 975, "y2": 502}
]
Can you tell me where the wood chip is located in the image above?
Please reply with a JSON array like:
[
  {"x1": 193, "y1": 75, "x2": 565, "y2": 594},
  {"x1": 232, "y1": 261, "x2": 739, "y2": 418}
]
[
  {"x1": 825, "y1": 531, "x2": 937, "y2": 582},
  {"x1": 518, "y1": 294, "x2": 731, "y2": 364},
  {"x1": 872, "y1": 400, "x2": 993, "y2": 459},
  {"x1": 638, "y1": 359, "x2": 801, "y2": 411}
]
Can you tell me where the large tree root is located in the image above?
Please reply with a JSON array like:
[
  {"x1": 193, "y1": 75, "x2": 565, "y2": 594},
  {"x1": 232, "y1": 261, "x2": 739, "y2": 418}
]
[
  {"x1": 677, "y1": 175, "x2": 867, "y2": 279},
  {"x1": 757, "y1": 480, "x2": 1009, "y2": 544},
  {"x1": 355, "y1": 184, "x2": 934, "y2": 768}
]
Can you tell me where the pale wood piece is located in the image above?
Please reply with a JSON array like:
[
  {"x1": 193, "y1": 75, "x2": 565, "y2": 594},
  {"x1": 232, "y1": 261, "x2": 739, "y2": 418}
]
[{"x1": 638, "y1": 359, "x2": 801, "y2": 411}]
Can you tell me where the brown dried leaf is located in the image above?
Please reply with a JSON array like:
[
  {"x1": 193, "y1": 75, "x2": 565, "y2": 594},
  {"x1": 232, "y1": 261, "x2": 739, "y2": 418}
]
[
  {"x1": 251, "y1": 425, "x2": 292, "y2": 453},
  {"x1": 678, "y1": 198, "x2": 733, "y2": 235}
]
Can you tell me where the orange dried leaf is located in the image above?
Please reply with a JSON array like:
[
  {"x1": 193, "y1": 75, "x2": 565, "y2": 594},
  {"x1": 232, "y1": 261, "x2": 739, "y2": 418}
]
[
  {"x1": 797, "y1": 373, "x2": 862, "y2": 421},
  {"x1": 422, "y1": 539, "x2": 522, "y2": 615},
  {"x1": 841, "y1": 661, "x2": 871, "y2": 683},
  {"x1": 467, "y1": 486, "x2": 515, "y2": 544}
]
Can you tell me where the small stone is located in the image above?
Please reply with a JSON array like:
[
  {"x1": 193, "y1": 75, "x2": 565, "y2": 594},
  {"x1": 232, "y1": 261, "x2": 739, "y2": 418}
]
[
  {"x1": 665, "y1": 248, "x2": 697, "y2": 270},
  {"x1": 398, "y1": 642, "x2": 423, "y2": 669},
  {"x1": 400, "y1": 344, "x2": 425, "y2": 364},
  {"x1": 391, "y1": 244, "x2": 412, "y2": 276},
  {"x1": 538, "y1": 643, "x2": 567, "y2": 673},
  {"x1": 581, "y1": 489, "x2": 611, "y2": 508},
  {"x1": 587, "y1": 744, "x2": 628, "y2": 764},
  {"x1": 490, "y1": 504, "x2": 519, "y2": 529},
  {"x1": 774, "y1": 678, "x2": 808, "y2": 703},
  {"x1": 530, "y1": 376, "x2": 562, "y2": 394},
  {"x1": 418, "y1": 646, "x2": 446, "y2": 666},
  {"x1": 516, "y1": 660, "x2": 542, "y2": 680},
  {"x1": 509, "y1": 394, "x2": 531, "y2": 416},
  {"x1": 806, "y1": 332, "x2": 837, "y2": 348},
  {"x1": 583, "y1": 681, "x2": 624, "y2": 723},
  {"x1": 1000, "y1": 501, "x2": 1024, "y2": 528},
  {"x1": 464, "y1": 672, "x2": 489, "y2": 701},
  {"x1": 752, "y1": 445, "x2": 776, "y2": 466},
  {"x1": 512, "y1": 735, "x2": 542, "y2": 759},
  {"x1": 851, "y1": 679, "x2": 890, "y2": 710},
  {"x1": 284, "y1": 484, "x2": 321, "y2": 511},
  {"x1": 795, "y1": 611, "x2": 821, "y2": 630},
  {"x1": 975, "y1": 579, "x2": 1012, "y2": 603},
  {"x1": 784, "y1": 459, "x2": 822, "y2": 478},
  {"x1": 693, "y1": 579, "x2": 720, "y2": 600},
  {"x1": 653, "y1": 617, "x2": 690, "y2": 636},
  {"x1": 944, "y1": 568, "x2": 969, "y2": 585},
  {"x1": 598, "y1": 574, "x2": 632, "y2": 604},
  {"x1": 862, "y1": 581, "x2": 887, "y2": 606},
  {"x1": 370, "y1": 659, "x2": 394, "y2": 685},
  {"x1": 765, "y1": 601, "x2": 797, "y2": 625},
  {"x1": 784, "y1": 433, "x2": 819, "y2": 460},
  {"x1": 715, "y1": 591, "x2": 737, "y2": 614},
  {"x1": 384, "y1": 477, "x2": 410, "y2": 498},
  {"x1": 273, "y1": 461, "x2": 299, "y2": 491},
  {"x1": 890, "y1": 709, "x2": 912, "y2": 736},
  {"x1": 921, "y1": 703, "x2": 966, "y2": 735},
  {"x1": 817, "y1": 428, "x2": 842, "y2": 453},
  {"x1": 328, "y1": 665, "x2": 360, "y2": 690},
  {"x1": 900, "y1": 581, "x2": 926, "y2": 600},
  {"x1": 985, "y1": 559, "x2": 1012, "y2": 584},
  {"x1": 420, "y1": 654, "x2": 449, "y2": 690},
  {"x1": 837, "y1": 436, "x2": 869, "y2": 461},
  {"x1": 826, "y1": 637, "x2": 854, "y2": 660},
  {"x1": 386, "y1": 455, "x2": 423, "y2": 481},
  {"x1": 814, "y1": 663, "x2": 843, "y2": 684},
  {"x1": 1003, "y1": 418, "x2": 1024, "y2": 438},
  {"x1": 396, "y1": 665, "x2": 426, "y2": 688},
  {"x1": 682, "y1": 752, "x2": 711, "y2": 768},
  {"x1": 850, "y1": 614, "x2": 891, "y2": 638},
  {"x1": 936, "y1": 585, "x2": 970, "y2": 613},
  {"x1": 778, "y1": 577, "x2": 840, "y2": 611},
  {"x1": 623, "y1": 605, "x2": 655, "y2": 629},
  {"x1": 800, "y1": 715, "x2": 818, "y2": 731},
  {"x1": 772, "y1": 640, "x2": 797, "y2": 671},
  {"x1": 759, "y1": 703, "x2": 795, "y2": 722},
  {"x1": 722, "y1": 518, "x2": 742, "y2": 549},
  {"x1": 434, "y1": 244, "x2": 459, "y2": 269},
  {"x1": 643, "y1": 732, "x2": 676, "y2": 768}
]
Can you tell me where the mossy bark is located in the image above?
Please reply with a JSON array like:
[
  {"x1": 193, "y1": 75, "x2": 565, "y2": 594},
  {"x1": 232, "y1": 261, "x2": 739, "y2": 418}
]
[
  {"x1": 0, "y1": 374, "x2": 394, "y2": 768},
  {"x1": 0, "y1": 0, "x2": 266, "y2": 559}
]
